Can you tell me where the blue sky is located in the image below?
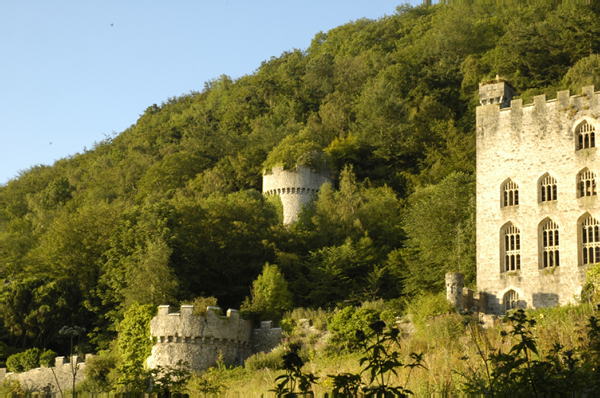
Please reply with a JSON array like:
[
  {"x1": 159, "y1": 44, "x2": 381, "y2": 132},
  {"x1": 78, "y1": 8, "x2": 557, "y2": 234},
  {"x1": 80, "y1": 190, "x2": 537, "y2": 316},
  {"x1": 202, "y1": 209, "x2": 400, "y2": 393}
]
[{"x1": 0, "y1": 1, "x2": 419, "y2": 185}]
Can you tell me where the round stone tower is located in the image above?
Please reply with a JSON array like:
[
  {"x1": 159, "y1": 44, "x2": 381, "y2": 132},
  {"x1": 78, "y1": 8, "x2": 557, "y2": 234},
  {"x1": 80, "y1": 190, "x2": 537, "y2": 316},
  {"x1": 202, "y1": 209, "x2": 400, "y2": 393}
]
[
  {"x1": 445, "y1": 272, "x2": 465, "y2": 310},
  {"x1": 263, "y1": 165, "x2": 332, "y2": 225}
]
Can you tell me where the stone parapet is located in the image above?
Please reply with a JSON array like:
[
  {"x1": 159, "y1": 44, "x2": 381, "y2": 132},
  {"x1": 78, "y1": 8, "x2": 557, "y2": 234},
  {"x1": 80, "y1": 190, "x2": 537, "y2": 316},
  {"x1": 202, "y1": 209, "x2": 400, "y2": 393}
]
[
  {"x1": 476, "y1": 85, "x2": 598, "y2": 313},
  {"x1": 263, "y1": 165, "x2": 332, "y2": 224},
  {"x1": 0, "y1": 354, "x2": 90, "y2": 393}
]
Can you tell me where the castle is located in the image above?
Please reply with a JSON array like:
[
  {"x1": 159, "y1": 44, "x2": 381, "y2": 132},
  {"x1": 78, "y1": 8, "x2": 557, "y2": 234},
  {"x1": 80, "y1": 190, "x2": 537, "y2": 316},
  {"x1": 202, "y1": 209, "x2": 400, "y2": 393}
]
[
  {"x1": 474, "y1": 80, "x2": 599, "y2": 314},
  {"x1": 262, "y1": 165, "x2": 332, "y2": 224},
  {"x1": 146, "y1": 305, "x2": 281, "y2": 372}
]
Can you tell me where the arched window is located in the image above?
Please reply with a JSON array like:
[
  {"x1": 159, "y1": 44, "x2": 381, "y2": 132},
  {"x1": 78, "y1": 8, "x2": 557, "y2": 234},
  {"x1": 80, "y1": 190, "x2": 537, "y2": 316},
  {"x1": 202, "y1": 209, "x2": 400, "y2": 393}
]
[
  {"x1": 503, "y1": 224, "x2": 521, "y2": 272},
  {"x1": 582, "y1": 216, "x2": 600, "y2": 265},
  {"x1": 502, "y1": 180, "x2": 519, "y2": 207},
  {"x1": 577, "y1": 120, "x2": 596, "y2": 150},
  {"x1": 503, "y1": 290, "x2": 519, "y2": 313},
  {"x1": 540, "y1": 174, "x2": 557, "y2": 202},
  {"x1": 578, "y1": 169, "x2": 597, "y2": 198},
  {"x1": 541, "y1": 220, "x2": 560, "y2": 268}
]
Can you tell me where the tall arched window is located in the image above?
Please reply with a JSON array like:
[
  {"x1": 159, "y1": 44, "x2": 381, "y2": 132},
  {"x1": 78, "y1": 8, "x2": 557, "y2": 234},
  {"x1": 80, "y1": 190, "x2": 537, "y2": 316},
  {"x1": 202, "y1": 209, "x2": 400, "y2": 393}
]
[
  {"x1": 582, "y1": 216, "x2": 600, "y2": 265},
  {"x1": 577, "y1": 120, "x2": 596, "y2": 150},
  {"x1": 503, "y1": 224, "x2": 521, "y2": 272},
  {"x1": 540, "y1": 174, "x2": 557, "y2": 202},
  {"x1": 541, "y1": 220, "x2": 560, "y2": 268},
  {"x1": 503, "y1": 290, "x2": 519, "y2": 313},
  {"x1": 578, "y1": 169, "x2": 597, "y2": 198},
  {"x1": 502, "y1": 180, "x2": 519, "y2": 207}
]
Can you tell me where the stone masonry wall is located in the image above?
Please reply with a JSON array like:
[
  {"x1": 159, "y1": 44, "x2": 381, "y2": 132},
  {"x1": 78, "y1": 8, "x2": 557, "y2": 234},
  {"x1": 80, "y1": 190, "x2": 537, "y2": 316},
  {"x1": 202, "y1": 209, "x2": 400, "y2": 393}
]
[
  {"x1": 263, "y1": 165, "x2": 332, "y2": 224},
  {"x1": 146, "y1": 305, "x2": 282, "y2": 373},
  {"x1": 2, "y1": 355, "x2": 90, "y2": 393},
  {"x1": 477, "y1": 84, "x2": 598, "y2": 313}
]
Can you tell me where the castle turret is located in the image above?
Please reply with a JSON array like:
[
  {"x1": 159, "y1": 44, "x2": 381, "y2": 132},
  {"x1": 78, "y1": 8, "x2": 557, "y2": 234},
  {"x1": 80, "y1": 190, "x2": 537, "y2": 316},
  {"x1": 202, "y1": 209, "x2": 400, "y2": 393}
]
[
  {"x1": 479, "y1": 77, "x2": 515, "y2": 108},
  {"x1": 263, "y1": 165, "x2": 332, "y2": 224},
  {"x1": 446, "y1": 272, "x2": 465, "y2": 310}
]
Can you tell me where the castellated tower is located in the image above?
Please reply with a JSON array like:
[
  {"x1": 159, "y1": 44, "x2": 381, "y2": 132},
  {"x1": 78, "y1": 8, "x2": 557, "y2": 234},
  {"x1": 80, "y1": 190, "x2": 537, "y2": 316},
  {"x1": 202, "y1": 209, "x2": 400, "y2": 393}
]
[
  {"x1": 476, "y1": 79, "x2": 600, "y2": 314},
  {"x1": 146, "y1": 305, "x2": 282, "y2": 372},
  {"x1": 263, "y1": 165, "x2": 332, "y2": 224}
]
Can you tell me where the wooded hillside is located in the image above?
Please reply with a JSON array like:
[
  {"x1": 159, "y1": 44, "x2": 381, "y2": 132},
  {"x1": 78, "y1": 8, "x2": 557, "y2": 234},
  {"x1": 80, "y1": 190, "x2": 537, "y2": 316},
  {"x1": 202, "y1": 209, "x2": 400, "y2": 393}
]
[{"x1": 2, "y1": 3, "x2": 600, "y2": 355}]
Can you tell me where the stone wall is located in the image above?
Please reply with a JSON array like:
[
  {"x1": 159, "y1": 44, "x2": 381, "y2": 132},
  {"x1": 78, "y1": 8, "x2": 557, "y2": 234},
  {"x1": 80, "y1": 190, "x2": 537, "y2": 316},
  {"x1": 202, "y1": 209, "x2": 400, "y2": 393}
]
[
  {"x1": 146, "y1": 305, "x2": 282, "y2": 373},
  {"x1": 1, "y1": 355, "x2": 90, "y2": 393},
  {"x1": 251, "y1": 321, "x2": 283, "y2": 354},
  {"x1": 263, "y1": 165, "x2": 332, "y2": 224},
  {"x1": 476, "y1": 82, "x2": 598, "y2": 313},
  {"x1": 445, "y1": 272, "x2": 486, "y2": 312}
]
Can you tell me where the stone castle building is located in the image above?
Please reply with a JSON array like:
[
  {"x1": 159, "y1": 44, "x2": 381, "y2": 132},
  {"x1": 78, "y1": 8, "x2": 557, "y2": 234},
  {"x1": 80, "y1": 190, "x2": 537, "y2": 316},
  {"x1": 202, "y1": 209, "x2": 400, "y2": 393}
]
[
  {"x1": 263, "y1": 165, "x2": 332, "y2": 224},
  {"x1": 146, "y1": 305, "x2": 281, "y2": 372},
  {"x1": 476, "y1": 79, "x2": 599, "y2": 313}
]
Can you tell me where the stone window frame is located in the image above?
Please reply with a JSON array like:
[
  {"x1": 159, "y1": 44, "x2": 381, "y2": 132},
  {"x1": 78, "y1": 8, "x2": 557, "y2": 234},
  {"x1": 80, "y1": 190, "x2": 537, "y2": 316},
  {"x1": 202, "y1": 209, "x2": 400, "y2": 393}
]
[
  {"x1": 538, "y1": 173, "x2": 558, "y2": 203},
  {"x1": 579, "y1": 213, "x2": 600, "y2": 266},
  {"x1": 575, "y1": 119, "x2": 596, "y2": 151},
  {"x1": 501, "y1": 179, "x2": 520, "y2": 208},
  {"x1": 503, "y1": 289, "x2": 520, "y2": 313},
  {"x1": 539, "y1": 218, "x2": 560, "y2": 269},
  {"x1": 501, "y1": 222, "x2": 521, "y2": 273},
  {"x1": 577, "y1": 168, "x2": 597, "y2": 198}
]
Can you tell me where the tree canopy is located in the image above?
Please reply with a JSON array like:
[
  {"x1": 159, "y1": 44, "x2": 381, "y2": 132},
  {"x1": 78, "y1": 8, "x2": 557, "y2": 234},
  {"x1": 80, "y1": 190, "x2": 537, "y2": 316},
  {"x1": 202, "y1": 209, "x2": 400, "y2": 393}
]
[{"x1": 1, "y1": 3, "x2": 599, "y2": 355}]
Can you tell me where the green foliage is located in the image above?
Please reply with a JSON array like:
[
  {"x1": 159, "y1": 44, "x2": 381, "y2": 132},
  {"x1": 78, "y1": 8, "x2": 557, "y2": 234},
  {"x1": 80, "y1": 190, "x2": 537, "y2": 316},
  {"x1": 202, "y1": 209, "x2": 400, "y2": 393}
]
[
  {"x1": 244, "y1": 345, "x2": 285, "y2": 372},
  {"x1": 405, "y1": 292, "x2": 456, "y2": 332},
  {"x1": 241, "y1": 263, "x2": 293, "y2": 323},
  {"x1": 328, "y1": 320, "x2": 425, "y2": 396},
  {"x1": 2, "y1": 3, "x2": 600, "y2": 353},
  {"x1": 583, "y1": 262, "x2": 600, "y2": 305},
  {"x1": 281, "y1": 307, "x2": 331, "y2": 335},
  {"x1": 80, "y1": 350, "x2": 119, "y2": 393},
  {"x1": 271, "y1": 345, "x2": 318, "y2": 396},
  {"x1": 6, "y1": 348, "x2": 57, "y2": 373},
  {"x1": 327, "y1": 306, "x2": 382, "y2": 350},
  {"x1": 116, "y1": 303, "x2": 156, "y2": 391},
  {"x1": 400, "y1": 172, "x2": 476, "y2": 294},
  {"x1": 182, "y1": 296, "x2": 218, "y2": 316},
  {"x1": 150, "y1": 359, "x2": 192, "y2": 395},
  {"x1": 460, "y1": 309, "x2": 600, "y2": 395}
]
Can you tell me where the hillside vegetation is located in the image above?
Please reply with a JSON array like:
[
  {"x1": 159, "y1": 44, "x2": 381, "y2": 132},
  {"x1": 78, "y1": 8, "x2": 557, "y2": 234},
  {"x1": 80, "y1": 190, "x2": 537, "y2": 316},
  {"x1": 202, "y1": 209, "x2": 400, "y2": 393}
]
[{"x1": 1, "y1": 2, "x2": 600, "y2": 362}]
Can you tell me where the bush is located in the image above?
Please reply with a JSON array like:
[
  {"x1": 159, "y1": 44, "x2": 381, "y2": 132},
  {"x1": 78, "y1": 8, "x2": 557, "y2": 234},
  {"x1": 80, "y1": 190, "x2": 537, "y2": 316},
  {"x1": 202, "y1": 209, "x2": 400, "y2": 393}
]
[
  {"x1": 244, "y1": 346, "x2": 285, "y2": 372},
  {"x1": 6, "y1": 348, "x2": 57, "y2": 373},
  {"x1": 281, "y1": 307, "x2": 331, "y2": 335},
  {"x1": 328, "y1": 306, "x2": 382, "y2": 350},
  {"x1": 406, "y1": 292, "x2": 456, "y2": 331},
  {"x1": 80, "y1": 350, "x2": 120, "y2": 392}
]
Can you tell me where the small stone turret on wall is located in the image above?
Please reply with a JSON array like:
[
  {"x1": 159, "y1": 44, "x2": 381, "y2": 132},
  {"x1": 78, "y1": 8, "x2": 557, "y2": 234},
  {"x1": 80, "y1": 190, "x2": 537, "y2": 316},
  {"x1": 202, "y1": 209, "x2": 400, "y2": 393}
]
[
  {"x1": 446, "y1": 272, "x2": 465, "y2": 310},
  {"x1": 446, "y1": 272, "x2": 486, "y2": 312},
  {"x1": 479, "y1": 78, "x2": 515, "y2": 108},
  {"x1": 263, "y1": 165, "x2": 332, "y2": 224}
]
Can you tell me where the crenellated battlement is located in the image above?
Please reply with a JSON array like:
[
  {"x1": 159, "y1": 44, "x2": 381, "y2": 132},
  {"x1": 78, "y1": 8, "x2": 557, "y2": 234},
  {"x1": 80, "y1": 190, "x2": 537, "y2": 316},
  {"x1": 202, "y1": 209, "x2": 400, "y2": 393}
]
[
  {"x1": 147, "y1": 305, "x2": 282, "y2": 372},
  {"x1": 475, "y1": 82, "x2": 598, "y2": 314},
  {"x1": 477, "y1": 85, "x2": 599, "y2": 145},
  {"x1": 263, "y1": 165, "x2": 332, "y2": 224},
  {"x1": 1, "y1": 354, "x2": 93, "y2": 393}
]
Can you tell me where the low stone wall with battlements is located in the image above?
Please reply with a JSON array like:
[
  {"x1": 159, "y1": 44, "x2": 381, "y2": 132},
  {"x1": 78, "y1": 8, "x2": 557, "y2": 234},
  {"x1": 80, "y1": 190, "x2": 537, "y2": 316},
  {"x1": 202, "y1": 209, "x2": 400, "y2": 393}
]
[{"x1": 1, "y1": 354, "x2": 91, "y2": 393}]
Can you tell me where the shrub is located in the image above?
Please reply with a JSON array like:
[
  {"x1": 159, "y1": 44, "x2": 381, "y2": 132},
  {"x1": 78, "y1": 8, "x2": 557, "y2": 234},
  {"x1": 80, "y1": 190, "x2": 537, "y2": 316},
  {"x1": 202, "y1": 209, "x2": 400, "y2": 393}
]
[
  {"x1": 6, "y1": 348, "x2": 57, "y2": 373},
  {"x1": 181, "y1": 296, "x2": 218, "y2": 316},
  {"x1": 406, "y1": 292, "x2": 455, "y2": 331},
  {"x1": 281, "y1": 307, "x2": 331, "y2": 335},
  {"x1": 244, "y1": 346, "x2": 285, "y2": 372},
  {"x1": 328, "y1": 306, "x2": 381, "y2": 350}
]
